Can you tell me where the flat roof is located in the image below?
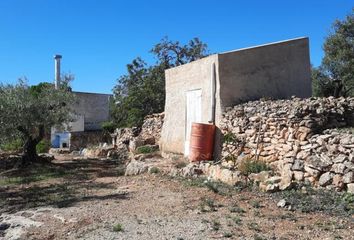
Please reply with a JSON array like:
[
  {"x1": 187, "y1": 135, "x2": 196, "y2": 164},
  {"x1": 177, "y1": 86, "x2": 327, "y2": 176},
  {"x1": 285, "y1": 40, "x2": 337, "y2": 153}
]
[
  {"x1": 220, "y1": 37, "x2": 308, "y2": 55},
  {"x1": 73, "y1": 91, "x2": 112, "y2": 96}
]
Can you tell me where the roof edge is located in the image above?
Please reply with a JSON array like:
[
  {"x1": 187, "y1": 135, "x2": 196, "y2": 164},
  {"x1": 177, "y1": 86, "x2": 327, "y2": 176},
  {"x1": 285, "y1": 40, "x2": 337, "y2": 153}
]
[
  {"x1": 73, "y1": 91, "x2": 112, "y2": 96},
  {"x1": 219, "y1": 37, "x2": 309, "y2": 55}
]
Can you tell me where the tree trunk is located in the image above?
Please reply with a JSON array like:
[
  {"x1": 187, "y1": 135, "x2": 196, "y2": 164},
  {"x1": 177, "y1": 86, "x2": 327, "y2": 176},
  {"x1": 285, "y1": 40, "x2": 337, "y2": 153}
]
[
  {"x1": 19, "y1": 125, "x2": 45, "y2": 165},
  {"x1": 22, "y1": 137, "x2": 39, "y2": 165}
]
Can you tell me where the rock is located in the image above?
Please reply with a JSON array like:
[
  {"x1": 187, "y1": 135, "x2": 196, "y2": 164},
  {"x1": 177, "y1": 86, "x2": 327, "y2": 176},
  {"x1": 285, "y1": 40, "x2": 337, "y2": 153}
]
[
  {"x1": 343, "y1": 172, "x2": 354, "y2": 184},
  {"x1": 265, "y1": 176, "x2": 282, "y2": 184},
  {"x1": 248, "y1": 171, "x2": 270, "y2": 183},
  {"x1": 38, "y1": 153, "x2": 55, "y2": 161},
  {"x1": 277, "y1": 199, "x2": 288, "y2": 208},
  {"x1": 293, "y1": 171, "x2": 304, "y2": 181},
  {"x1": 347, "y1": 183, "x2": 354, "y2": 193},
  {"x1": 128, "y1": 138, "x2": 145, "y2": 152},
  {"x1": 143, "y1": 137, "x2": 156, "y2": 145},
  {"x1": 125, "y1": 160, "x2": 148, "y2": 176},
  {"x1": 291, "y1": 160, "x2": 304, "y2": 171},
  {"x1": 304, "y1": 165, "x2": 320, "y2": 178},
  {"x1": 0, "y1": 222, "x2": 10, "y2": 231},
  {"x1": 201, "y1": 164, "x2": 243, "y2": 185},
  {"x1": 333, "y1": 154, "x2": 348, "y2": 163},
  {"x1": 331, "y1": 163, "x2": 346, "y2": 174},
  {"x1": 259, "y1": 182, "x2": 279, "y2": 193},
  {"x1": 319, "y1": 172, "x2": 333, "y2": 187},
  {"x1": 279, "y1": 178, "x2": 294, "y2": 191},
  {"x1": 181, "y1": 164, "x2": 203, "y2": 178},
  {"x1": 107, "y1": 146, "x2": 129, "y2": 161},
  {"x1": 332, "y1": 174, "x2": 344, "y2": 189}
]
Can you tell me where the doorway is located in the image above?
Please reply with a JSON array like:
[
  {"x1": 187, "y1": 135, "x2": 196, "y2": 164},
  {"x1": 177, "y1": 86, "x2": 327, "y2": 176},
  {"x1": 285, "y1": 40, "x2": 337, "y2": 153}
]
[{"x1": 185, "y1": 89, "x2": 202, "y2": 156}]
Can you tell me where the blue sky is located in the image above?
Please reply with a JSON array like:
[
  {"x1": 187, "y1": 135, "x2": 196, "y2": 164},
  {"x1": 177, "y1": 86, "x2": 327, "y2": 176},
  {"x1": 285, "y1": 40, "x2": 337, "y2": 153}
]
[{"x1": 0, "y1": 0, "x2": 353, "y2": 94}]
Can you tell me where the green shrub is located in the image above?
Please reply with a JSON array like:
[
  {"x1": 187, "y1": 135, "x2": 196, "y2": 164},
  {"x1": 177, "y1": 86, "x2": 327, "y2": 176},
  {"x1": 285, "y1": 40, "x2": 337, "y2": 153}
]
[
  {"x1": 232, "y1": 216, "x2": 242, "y2": 225},
  {"x1": 112, "y1": 223, "x2": 123, "y2": 232},
  {"x1": 36, "y1": 139, "x2": 51, "y2": 153},
  {"x1": 199, "y1": 197, "x2": 219, "y2": 212},
  {"x1": 223, "y1": 132, "x2": 237, "y2": 144},
  {"x1": 136, "y1": 145, "x2": 156, "y2": 154},
  {"x1": 223, "y1": 232, "x2": 233, "y2": 238},
  {"x1": 175, "y1": 161, "x2": 187, "y2": 169},
  {"x1": 211, "y1": 220, "x2": 221, "y2": 231},
  {"x1": 149, "y1": 167, "x2": 160, "y2": 174},
  {"x1": 101, "y1": 121, "x2": 116, "y2": 134},
  {"x1": 238, "y1": 159, "x2": 270, "y2": 176},
  {"x1": 0, "y1": 139, "x2": 23, "y2": 152}
]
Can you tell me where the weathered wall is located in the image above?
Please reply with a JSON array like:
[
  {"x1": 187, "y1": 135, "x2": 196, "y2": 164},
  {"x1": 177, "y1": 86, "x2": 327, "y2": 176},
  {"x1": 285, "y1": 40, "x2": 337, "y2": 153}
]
[
  {"x1": 70, "y1": 131, "x2": 109, "y2": 151},
  {"x1": 221, "y1": 97, "x2": 354, "y2": 191},
  {"x1": 218, "y1": 37, "x2": 311, "y2": 108},
  {"x1": 160, "y1": 55, "x2": 220, "y2": 154},
  {"x1": 73, "y1": 92, "x2": 112, "y2": 131}
]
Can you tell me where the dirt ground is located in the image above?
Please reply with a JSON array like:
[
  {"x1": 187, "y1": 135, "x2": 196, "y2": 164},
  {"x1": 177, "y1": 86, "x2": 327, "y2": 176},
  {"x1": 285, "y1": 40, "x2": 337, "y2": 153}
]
[{"x1": 0, "y1": 155, "x2": 353, "y2": 240}]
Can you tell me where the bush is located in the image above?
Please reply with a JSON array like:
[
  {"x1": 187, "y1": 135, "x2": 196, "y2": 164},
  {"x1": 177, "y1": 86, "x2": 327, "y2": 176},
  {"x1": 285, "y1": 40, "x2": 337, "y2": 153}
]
[
  {"x1": 101, "y1": 121, "x2": 116, "y2": 134},
  {"x1": 149, "y1": 167, "x2": 160, "y2": 174},
  {"x1": 36, "y1": 139, "x2": 51, "y2": 153},
  {"x1": 238, "y1": 159, "x2": 270, "y2": 176},
  {"x1": 112, "y1": 223, "x2": 124, "y2": 232},
  {"x1": 136, "y1": 145, "x2": 157, "y2": 154},
  {"x1": 0, "y1": 139, "x2": 23, "y2": 152}
]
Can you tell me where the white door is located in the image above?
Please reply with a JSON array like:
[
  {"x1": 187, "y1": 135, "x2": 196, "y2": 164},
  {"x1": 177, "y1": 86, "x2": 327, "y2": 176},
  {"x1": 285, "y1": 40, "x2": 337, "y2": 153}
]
[{"x1": 185, "y1": 89, "x2": 202, "y2": 156}]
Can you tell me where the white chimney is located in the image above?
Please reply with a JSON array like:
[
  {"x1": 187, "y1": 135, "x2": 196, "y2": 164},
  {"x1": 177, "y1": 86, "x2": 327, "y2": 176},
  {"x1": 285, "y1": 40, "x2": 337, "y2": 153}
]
[{"x1": 54, "y1": 54, "x2": 62, "y2": 89}]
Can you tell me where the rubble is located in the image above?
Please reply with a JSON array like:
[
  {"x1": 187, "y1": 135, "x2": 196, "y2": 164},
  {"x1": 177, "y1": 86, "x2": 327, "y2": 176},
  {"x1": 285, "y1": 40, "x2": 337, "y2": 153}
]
[{"x1": 112, "y1": 113, "x2": 164, "y2": 151}]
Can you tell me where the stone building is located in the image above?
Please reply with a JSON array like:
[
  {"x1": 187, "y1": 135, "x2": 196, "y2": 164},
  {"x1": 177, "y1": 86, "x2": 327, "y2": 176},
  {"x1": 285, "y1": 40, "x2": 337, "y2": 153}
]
[
  {"x1": 50, "y1": 55, "x2": 112, "y2": 149},
  {"x1": 160, "y1": 37, "x2": 312, "y2": 158}
]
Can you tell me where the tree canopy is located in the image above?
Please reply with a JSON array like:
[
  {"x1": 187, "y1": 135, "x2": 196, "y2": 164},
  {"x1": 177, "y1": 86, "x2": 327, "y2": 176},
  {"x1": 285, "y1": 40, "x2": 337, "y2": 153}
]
[
  {"x1": 312, "y1": 8, "x2": 354, "y2": 97},
  {"x1": 111, "y1": 37, "x2": 209, "y2": 127},
  {"x1": 0, "y1": 76, "x2": 76, "y2": 163}
]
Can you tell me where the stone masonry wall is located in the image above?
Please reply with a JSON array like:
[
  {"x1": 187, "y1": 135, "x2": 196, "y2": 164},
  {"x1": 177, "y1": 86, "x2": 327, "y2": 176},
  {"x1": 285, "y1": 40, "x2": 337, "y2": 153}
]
[
  {"x1": 220, "y1": 97, "x2": 354, "y2": 192},
  {"x1": 113, "y1": 113, "x2": 164, "y2": 151},
  {"x1": 139, "y1": 113, "x2": 164, "y2": 144}
]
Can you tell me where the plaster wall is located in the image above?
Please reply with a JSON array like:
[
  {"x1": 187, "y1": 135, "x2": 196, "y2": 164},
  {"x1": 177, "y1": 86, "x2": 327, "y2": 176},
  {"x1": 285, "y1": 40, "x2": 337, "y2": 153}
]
[
  {"x1": 69, "y1": 114, "x2": 85, "y2": 132},
  {"x1": 73, "y1": 92, "x2": 111, "y2": 131},
  {"x1": 160, "y1": 55, "x2": 220, "y2": 154},
  {"x1": 218, "y1": 37, "x2": 312, "y2": 108}
]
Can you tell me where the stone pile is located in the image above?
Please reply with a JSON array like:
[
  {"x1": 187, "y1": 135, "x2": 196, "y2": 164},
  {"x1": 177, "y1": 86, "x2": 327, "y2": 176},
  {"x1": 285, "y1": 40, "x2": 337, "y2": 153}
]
[
  {"x1": 139, "y1": 113, "x2": 164, "y2": 145},
  {"x1": 220, "y1": 97, "x2": 354, "y2": 192},
  {"x1": 112, "y1": 113, "x2": 164, "y2": 152}
]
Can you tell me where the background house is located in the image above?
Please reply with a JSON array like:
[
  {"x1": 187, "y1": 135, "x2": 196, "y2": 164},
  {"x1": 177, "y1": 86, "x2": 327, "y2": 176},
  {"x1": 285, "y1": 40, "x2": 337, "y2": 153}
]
[
  {"x1": 160, "y1": 37, "x2": 312, "y2": 158},
  {"x1": 50, "y1": 55, "x2": 112, "y2": 150}
]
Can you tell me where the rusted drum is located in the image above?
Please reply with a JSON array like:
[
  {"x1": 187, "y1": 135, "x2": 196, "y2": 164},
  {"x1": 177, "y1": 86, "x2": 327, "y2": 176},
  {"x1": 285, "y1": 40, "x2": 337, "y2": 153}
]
[{"x1": 189, "y1": 123, "x2": 216, "y2": 162}]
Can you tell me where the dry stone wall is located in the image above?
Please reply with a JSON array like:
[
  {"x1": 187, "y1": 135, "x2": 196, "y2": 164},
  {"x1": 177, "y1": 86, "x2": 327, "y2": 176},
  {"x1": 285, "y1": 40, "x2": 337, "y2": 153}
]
[
  {"x1": 112, "y1": 113, "x2": 164, "y2": 151},
  {"x1": 139, "y1": 113, "x2": 164, "y2": 145},
  {"x1": 220, "y1": 97, "x2": 354, "y2": 192}
]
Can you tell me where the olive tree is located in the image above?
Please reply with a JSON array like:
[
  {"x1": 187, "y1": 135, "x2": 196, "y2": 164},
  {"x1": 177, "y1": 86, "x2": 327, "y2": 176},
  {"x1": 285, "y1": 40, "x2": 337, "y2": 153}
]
[
  {"x1": 312, "y1": 9, "x2": 354, "y2": 97},
  {"x1": 112, "y1": 37, "x2": 209, "y2": 127},
  {"x1": 0, "y1": 76, "x2": 75, "y2": 164}
]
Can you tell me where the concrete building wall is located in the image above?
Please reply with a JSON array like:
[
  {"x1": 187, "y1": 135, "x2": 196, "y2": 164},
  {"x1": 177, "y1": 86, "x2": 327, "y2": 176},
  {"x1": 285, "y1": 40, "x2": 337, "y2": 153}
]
[
  {"x1": 160, "y1": 55, "x2": 220, "y2": 154},
  {"x1": 69, "y1": 114, "x2": 85, "y2": 132},
  {"x1": 73, "y1": 92, "x2": 111, "y2": 131},
  {"x1": 218, "y1": 37, "x2": 311, "y2": 108}
]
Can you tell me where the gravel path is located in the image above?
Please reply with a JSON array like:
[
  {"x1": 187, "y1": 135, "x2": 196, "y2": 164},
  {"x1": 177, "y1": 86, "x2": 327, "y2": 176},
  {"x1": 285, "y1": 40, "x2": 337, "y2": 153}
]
[{"x1": 1, "y1": 157, "x2": 353, "y2": 240}]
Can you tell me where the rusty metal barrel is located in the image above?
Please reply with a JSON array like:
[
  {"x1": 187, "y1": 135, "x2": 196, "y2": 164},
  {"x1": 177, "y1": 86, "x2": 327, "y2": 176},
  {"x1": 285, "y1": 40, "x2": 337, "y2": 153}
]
[{"x1": 189, "y1": 123, "x2": 216, "y2": 162}]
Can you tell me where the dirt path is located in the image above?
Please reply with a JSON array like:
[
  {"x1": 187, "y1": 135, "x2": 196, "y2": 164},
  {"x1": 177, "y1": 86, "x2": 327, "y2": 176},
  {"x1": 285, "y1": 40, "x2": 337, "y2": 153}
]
[{"x1": 0, "y1": 156, "x2": 353, "y2": 240}]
